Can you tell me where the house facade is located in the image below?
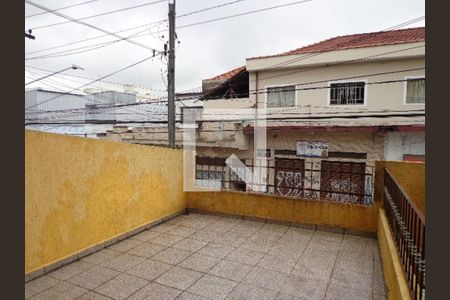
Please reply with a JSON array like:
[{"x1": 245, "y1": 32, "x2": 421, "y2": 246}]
[
  {"x1": 100, "y1": 27, "x2": 425, "y2": 204},
  {"x1": 194, "y1": 27, "x2": 425, "y2": 203}
]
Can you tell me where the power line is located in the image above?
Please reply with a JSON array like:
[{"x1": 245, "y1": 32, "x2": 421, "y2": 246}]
[
  {"x1": 26, "y1": 65, "x2": 167, "y2": 92},
  {"x1": 25, "y1": 25, "x2": 157, "y2": 61},
  {"x1": 25, "y1": 0, "x2": 249, "y2": 56},
  {"x1": 25, "y1": 56, "x2": 155, "y2": 110},
  {"x1": 32, "y1": 65, "x2": 425, "y2": 117},
  {"x1": 25, "y1": 0, "x2": 164, "y2": 53},
  {"x1": 30, "y1": 0, "x2": 167, "y2": 30},
  {"x1": 200, "y1": 16, "x2": 425, "y2": 93},
  {"x1": 25, "y1": 112, "x2": 425, "y2": 126},
  {"x1": 25, "y1": 71, "x2": 163, "y2": 119},
  {"x1": 25, "y1": 0, "x2": 312, "y2": 60},
  {"x1": 26, "y1": 75, "x2": 424, "y2": 121},
  {"x1": 25, "y1": 0, "x2": 100, "y2": 18}
]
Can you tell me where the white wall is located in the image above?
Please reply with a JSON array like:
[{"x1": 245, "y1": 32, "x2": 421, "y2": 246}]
[{"x1": 384, "y1": 131, "x2": 425, "y2": 161}]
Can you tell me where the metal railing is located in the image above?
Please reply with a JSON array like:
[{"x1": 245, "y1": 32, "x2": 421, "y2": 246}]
[
  {"x1": 195, "y1": 157, "x2": 374, "y2": 205},
  {"x1": 383, "y1": 168, "x2": 425, "y2": 300}
]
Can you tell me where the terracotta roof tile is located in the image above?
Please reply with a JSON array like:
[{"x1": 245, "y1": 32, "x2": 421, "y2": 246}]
[
  {"x1": 208, "y1": 66, "x2": 246, "y2": 81},
  {"x1": 248, "y1": 27, "x2": 425, "y2": 60}
]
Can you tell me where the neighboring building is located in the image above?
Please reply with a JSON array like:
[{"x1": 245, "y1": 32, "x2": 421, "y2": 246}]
[
  {"x1": 25, "y1": 88, "x2": 168, "y2": 137},
  {"x1": 25, "y1": 88, "x2": 85, "y2": 122},
  {"x1": 100, "y1": 27, "x2": 425, "y2": 203}
]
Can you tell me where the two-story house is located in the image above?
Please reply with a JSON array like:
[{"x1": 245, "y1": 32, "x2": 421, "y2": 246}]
[{"x1": 195, "y1": 27, "x2": 425, "y2": 203}]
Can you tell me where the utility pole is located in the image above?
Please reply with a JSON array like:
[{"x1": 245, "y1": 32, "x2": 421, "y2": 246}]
[{"x1": 167, "y1": 0, "x2": 176, "y2": 148}]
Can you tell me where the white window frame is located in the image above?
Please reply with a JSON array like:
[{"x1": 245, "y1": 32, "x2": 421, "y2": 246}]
[
  {"x1": 403, "y1": 76, "x2": 425, "y2": 105},
  {"x1": 327, "y1": 79, "x2": 368, "y2": 107},
  {"x1": 264, "y1": 84, "x2": 298, "y2": 109}
]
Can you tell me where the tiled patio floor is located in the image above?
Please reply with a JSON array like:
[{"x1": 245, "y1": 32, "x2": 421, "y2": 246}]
[{"x1": 26, "y1": 213, "x2": 387, "y2": 300}]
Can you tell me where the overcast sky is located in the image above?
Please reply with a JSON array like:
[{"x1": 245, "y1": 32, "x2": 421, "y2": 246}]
[{"x1": 25, "y1": 0, "x2": 425, "y2": 96}]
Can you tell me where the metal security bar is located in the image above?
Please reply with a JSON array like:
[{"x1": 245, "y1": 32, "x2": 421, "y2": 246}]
[
  {"x1": 195, "y1": 157, "x2": 374, "y2": 205},
  {"x1": 330, "y1": 82, "x2": 365, "y2": 105},
  {"x1": 383, "y1": 168, "x2": 425, "y2": 300}
]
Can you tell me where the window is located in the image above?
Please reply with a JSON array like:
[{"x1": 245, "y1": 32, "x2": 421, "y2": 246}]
[
  {"x1": 267, "y1": 85, "x2": 295, "y2": 107},
  {"x1": 329, "y1": 82, "x2": 365, "y2": 105},
  {"x1": 405, "y1": 78, "x2": 425, "y2": 104}
]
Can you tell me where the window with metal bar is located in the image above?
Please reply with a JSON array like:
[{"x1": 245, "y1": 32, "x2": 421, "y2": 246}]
[{"x1": 329, "y1": 82, "x2": 365, "y2": 105}]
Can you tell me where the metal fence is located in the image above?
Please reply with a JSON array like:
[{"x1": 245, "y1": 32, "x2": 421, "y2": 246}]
[
  {"x1": 195, "y1": 157, "x2": 374, "y2": 205},
  {"x1": 383, "y1": 168, "x2": 425, "y2": 300}
]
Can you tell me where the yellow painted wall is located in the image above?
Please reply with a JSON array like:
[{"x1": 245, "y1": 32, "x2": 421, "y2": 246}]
[
  {"x1": 378, "y1": 209, "x2": 412, "y2": 300},
  {"x1": 187, "y1": 190, "x2": 380, "y2": 233},
  {"x1": 375, "y1": 161, "x2": 425, "y2": 215},
  {"x1": 25, "y1": 130, "x2": 185, "y2": 274}
]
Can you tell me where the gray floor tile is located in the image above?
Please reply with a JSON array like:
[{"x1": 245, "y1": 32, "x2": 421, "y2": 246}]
[
  {"x1": 257, "y1": 254, "x2": 296, "y2": 274},
  {"x1": 25, "y1": 275, "x2": 60, "y2": 299},
  {"x1": 285, "y1": 226, "x2": 315, "y2": 238},
  {"x1": 81, "y1": 248, "x2": 120, "y2": 265},
  {"x1": 76, "y1": 291, "x2": 112, "y2": 300},
  {"x1": 188, "y1": 274, "x2": 238, "y2": 300},
  {"x1": 94, "y1": 273, "x2": 148, "y2": 300},
  {"x1": 198, "y1": 243, "x2": 235, "y2": 259},
  {"x1": 179, "y1": 252, "x2": 221, "y2": 273},
  {"x1": 68, "y1": 265, "x2": 119, "y2": 290},
  {"x1": 128, "y1": 242, "x2": 167, "y2": 258},
  {"x1": 250, "y1": 231, "x2": 283, "y2": 244},
  {"x1": 312, "y1": 231, "x2": 343, "y2": 243},
  {"x1": 324, "y1": 283, "x2": 372, "y2": 300},
  {"x1": 307, "y1": 237, "x2": 342, "y2": 252},
  {"x1": 214, "y1": 231, "x2": 247, "y2": 248},
  {"x1": 172, "y1": 238, "x2": 208, "y2": 252},
  {"x1": 300, "y1": 247, "x2": 338, "y2": 266},
  {"x1": 242, "y1": 266, "x2": 288, "y2": 292},
  {"x1": 207, "y1": 220, "x2": 239, "y2": 233},
  {"x1": 259, "y1": 223, "x2": 289, "y2": 236},
  {"x1": 152, "y1": 247, "x2": 193, "y2": 265},
  {"x1": 226, "y1": 283, "x2": 277, "y2": 300},
  {"x1": 268, "y1": 241, "x2": 307, "y2": 260},
  {"x1": 191, "y1": 229, "x2": 223, "y2": 242},
  {"x1": 101, "y1": 253, "x2": 146, "y2": 272},
  {"x1": 155, "y1": 266, "x2": 203, "y2": 291},
  {"x1": 374, "y1": 293, "x2": 387, "y2": 300},
  {"x1": 176, "y1": 292, "x2": 210, "y2": 300},
  {"x1": 128, "y1": 282, "x2": 182, "y2": 300},
  {"x1": 330, "y1": 266, "x2": 373, "y2": 293},
  {"x1": 126, "y1": 259, "x2": 173, "y2": 281},
  {"x1": 48, "y1": 261, "x2": 95, "y2": 281},
  {"x1": 334, "y1": 254, "x2": 373, "y2": 275},
  {"x1": 130, "y1": 230, "x2": 162, "y2": 242},
  {"x1": 291, "y1": 258, "x2": 334, "y2": 282},
  {"x1": 209, "y1": 259, "x2": 253, "y2": 282},
  {"x1": 151, "y1": 233, "x2": 185, "y2": 247},
  {"x1": 108, "y1": 238, "x2": 142, "y2": 252},
  {"x1": 373, "y1": 272, "x2": 387, "y2": 295},
  {"x1": 168, "y1": 226, "x2": 198, "y2": 238},
  {"x1": 150, "y1": 223, "x2": 179, "y2": 234},
  {"x1": 280, "y1": 274, "x2": 328, "y2": 300},
  {"x1": 226, "y1": 248, "x2": 265, "y2": 266},
  {"x1": 274, "y1": 292, "x2": 303, "y2": 300},
  {"x1": 30, "y1": 282, "x2": 88, "y2": 300},
  {"x1": 239, "y1": 240, "x2": 274, "y2": 253}
]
